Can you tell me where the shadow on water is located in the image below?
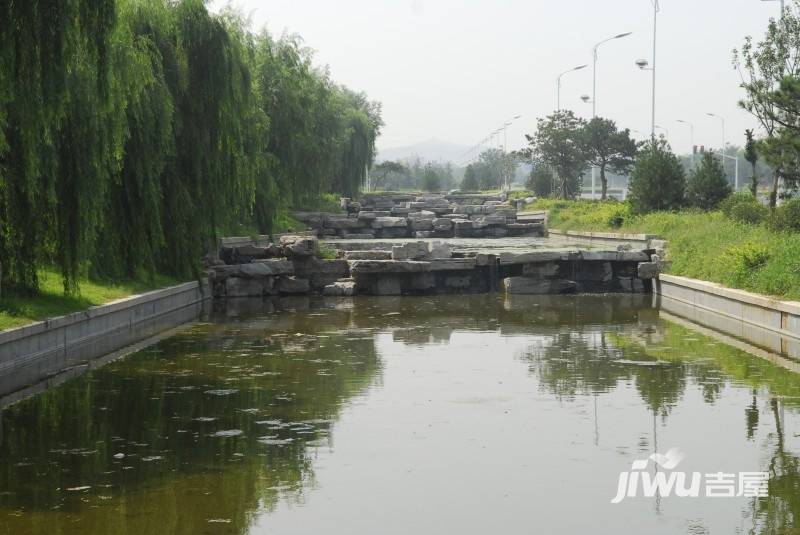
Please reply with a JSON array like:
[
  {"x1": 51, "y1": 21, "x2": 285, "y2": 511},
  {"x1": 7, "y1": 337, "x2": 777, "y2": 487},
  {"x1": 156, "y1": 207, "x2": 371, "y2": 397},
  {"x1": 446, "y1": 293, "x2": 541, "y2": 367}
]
[{"x1": 0, "y1": 294, "x2": 798, "y2": 534}]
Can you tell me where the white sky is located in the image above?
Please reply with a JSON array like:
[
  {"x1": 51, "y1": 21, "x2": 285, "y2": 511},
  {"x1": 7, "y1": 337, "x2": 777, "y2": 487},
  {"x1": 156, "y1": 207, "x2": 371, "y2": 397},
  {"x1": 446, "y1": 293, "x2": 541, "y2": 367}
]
[{"x1": 210, "y1": 0, "x2": 782, "y2": 159}]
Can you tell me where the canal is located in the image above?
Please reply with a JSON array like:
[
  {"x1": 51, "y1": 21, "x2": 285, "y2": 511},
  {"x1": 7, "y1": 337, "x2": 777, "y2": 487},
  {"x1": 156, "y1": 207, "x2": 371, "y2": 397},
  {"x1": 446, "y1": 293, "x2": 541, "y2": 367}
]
[{"x1": 1, "y1": 294, "x2": 798, "y2": 534}]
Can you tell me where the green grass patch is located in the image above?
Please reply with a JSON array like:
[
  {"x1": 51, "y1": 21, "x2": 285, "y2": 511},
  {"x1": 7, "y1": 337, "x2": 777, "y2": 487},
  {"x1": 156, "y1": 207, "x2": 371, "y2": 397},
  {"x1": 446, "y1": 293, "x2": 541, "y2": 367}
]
[
  {"x1": 530, "y1": 199, "x2": 800, "y2": 301},
  {"x1": 0, "y1": 270, "x2": 180, "y2": 331}
]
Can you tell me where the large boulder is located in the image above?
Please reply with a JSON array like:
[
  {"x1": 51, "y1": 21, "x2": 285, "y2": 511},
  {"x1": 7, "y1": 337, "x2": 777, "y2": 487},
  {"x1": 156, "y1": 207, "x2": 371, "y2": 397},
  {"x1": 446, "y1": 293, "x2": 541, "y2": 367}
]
[{"x1": 280, "y1": 235, "x2": 317, "y2": 257}]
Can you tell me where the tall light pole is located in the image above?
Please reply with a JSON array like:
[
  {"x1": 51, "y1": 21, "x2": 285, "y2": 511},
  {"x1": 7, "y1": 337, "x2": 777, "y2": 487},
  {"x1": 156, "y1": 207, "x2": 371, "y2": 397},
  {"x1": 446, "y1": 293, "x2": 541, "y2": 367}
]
[
  {"x1": 761, "y1": 0, "x2": 785, "y2": 16},
  {"x1": 557, "y1": 64, "x2": 587, "y2": 111},
  {"x1": 585, "y1": 32, "x2": 632, "y2": 200},
  {"x1": 676, "y1": 119, "x2": 695, "y2": 164},
  {"x1": 502, "y1": 115, "x2": 522, "y2": 191},
  {"x1": 635, "y1": 1, "x2": 660, "y2": 138},
  {"x1": 706, "y1": 112, "x2": 739, "y2": 190}
]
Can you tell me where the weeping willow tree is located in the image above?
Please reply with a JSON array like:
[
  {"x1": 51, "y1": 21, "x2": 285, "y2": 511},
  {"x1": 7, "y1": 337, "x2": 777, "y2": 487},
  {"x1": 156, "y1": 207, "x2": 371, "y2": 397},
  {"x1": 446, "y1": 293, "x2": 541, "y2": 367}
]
[
  {"x1": 0, "y1": 0, "x2": 116, "y2": 294},
  {"x1": 0, "y1": 0, "x2": 381, "y2": 296}
]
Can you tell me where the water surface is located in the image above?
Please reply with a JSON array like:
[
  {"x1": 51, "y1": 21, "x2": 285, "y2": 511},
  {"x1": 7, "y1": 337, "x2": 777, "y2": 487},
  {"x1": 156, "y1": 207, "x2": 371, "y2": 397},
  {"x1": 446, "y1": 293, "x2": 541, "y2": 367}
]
[{"x1": 1, "y1": 295, "x2": 799, "y2": 534}]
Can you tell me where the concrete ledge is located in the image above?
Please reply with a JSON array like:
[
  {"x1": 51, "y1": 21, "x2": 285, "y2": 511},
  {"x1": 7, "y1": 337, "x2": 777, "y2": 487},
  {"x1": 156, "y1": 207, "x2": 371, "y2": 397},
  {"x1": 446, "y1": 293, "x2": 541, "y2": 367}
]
[
  {"x1": 656, "y1": 274, "x2": 800, "y2": 358},
  {"x1": 549, "y1": 229, "x2": 656, "y2": 246},
  {"x1": 0, "y1": 280, "x2": 210, "y2": 397}
]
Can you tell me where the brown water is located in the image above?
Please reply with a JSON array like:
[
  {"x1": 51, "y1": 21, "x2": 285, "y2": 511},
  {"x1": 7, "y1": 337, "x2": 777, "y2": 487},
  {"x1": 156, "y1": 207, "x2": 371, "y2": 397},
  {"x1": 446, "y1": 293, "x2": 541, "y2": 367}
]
[{"x1": 0, "y1": 294, "x2": 799, "y2": 534}]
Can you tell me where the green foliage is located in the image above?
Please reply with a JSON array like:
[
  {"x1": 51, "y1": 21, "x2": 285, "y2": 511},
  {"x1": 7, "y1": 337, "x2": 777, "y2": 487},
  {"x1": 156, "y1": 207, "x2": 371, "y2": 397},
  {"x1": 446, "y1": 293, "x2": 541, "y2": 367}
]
[
  {"x1": 461, "y1": 165, "x2": 479, "y2": 191},
  {"x1": 464, "y1": 149, "x2": 517, "y2": 190},
  {"x1": 526, "y1": 110, "x2": 588, "y2": 199},
  {"x1": 526, "y1": 165, "x2": 555, "y2": 198},
  {"x1": 734, "y1": 8, "x2": 800, "y2": 207},
  {"x1": 769, "y1": 198, "x2": 800, "y2": 232},
  {"x1": 720, "y1": 191, "x2": 769, "y2": 224},
  {"x1": 529, "y1": 199, "x2": 800, "y2": 300},
  {"x1": 581, "y1": 117, "x2": 638, "y2": 200},
  {"x1": 686, "y1": 153, "x2": 732, "y2": 210},
  {"x1": 721, "y1": 242, "x2": 771, "y2": 286},
  {"x1": 420, "y1": 165, "x2": 442, "y2": 192},
  {"x1": 627, "y1": 138, "x2": 686, "y2": 214},
  {"x1": 0, "y1": 0, "x2": 382, "y2": 299}
]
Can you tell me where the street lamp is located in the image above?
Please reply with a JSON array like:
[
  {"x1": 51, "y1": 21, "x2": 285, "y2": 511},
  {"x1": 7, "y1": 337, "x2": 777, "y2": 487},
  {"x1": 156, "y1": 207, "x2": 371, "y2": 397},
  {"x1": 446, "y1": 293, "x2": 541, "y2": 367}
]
[
  {"x1": 587, "y1": 31, "x2": 632, "y2": 200},
  {"x1": 502, "y1": 115, "x2": 522, "y2": 191},
  {"x1": 706, "y1": 112, "x2": 739, "y2": 190},
  {"x1": 635, "y1": 0, "x2": 660, "y2": 138},
  {"x1": 592, "y1": 32, "x2": 632, "y2": 118},
  {"x1": 557, "y1": 64, "x2": 588, "y2": 111},
  {"x1": 654, "y1": 124, "x2": 669, "y2": 140},
  {"x1": 676, "y1": 119, "x2": 695, "y2": 164}
]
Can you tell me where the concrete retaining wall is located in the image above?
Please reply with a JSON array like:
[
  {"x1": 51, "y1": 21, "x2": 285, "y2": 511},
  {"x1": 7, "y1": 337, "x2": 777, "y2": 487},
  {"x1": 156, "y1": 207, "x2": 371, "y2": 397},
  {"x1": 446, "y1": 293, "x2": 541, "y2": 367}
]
[
  {"x1": 0, "y1": 281, "x2": 209, "y2": 396},
  {"x1": 656, "y1": 274, "x2": 800, "y2": 359}
]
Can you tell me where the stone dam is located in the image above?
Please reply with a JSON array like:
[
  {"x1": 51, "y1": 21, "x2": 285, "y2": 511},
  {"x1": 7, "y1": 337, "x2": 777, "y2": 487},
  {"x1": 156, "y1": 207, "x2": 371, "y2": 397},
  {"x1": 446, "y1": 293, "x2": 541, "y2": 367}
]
[{"x1": 208, "y1": 193, "x2": 665, "y2": 299}]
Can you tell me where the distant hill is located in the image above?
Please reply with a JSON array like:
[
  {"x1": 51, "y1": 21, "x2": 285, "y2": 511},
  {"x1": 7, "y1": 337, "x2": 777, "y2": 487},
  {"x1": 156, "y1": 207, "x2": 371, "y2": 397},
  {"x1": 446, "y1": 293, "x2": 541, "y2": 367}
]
[{"x1": 377, "y1": 139, "x2": 471, "y2": 164}]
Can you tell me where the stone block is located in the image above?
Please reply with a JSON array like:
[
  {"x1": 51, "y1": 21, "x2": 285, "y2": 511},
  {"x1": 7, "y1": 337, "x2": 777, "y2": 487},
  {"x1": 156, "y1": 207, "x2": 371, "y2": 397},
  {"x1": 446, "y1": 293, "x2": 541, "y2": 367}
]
[
  {"x1": 225, "y1": 277, "x2": 272, "y2": 297},
  {"x1": 357, "y1": 211, "x2": 390, "y2": 220},
  {"x1": 414, "y1": 231, "x2": 434, "y2": 238},
  {"x1": 323, "y1": 281, "x2": 355, "y2": 296},
  {"x1": 280, "y1": 235, "x2": 317, "y2": 257},
  {"x1": 392, "y1": 241, "x2": 429, "y2": 261},
  {"x1": 444, "y1": 275, "x2": 472, "y2": 289},
  {"x1": 432, "y1": 218, "x2": 453, "y2": 231},
  {"x1": 349, "y1": 260, "x2": 430, "y2": 275},
  {"x1": 374, "y1": 277, "x2": 402, "y2": 295},
  {"x1": 277, "y1": 276, "x2": 310, "y2": 294},
  {"x1": 372, "y1": 217, "x2": 408, "y2": 229},
  {"x1": 428, "y1": 258, "x2": 477, "y2": 271},
  {"x1": 619, "y1": 277, "x2": 646, "y2": 293},
  {"x1": 579, "y1": 261, "x2": 613, "y2": 282},
  {"x1": 326, "y1": 217, "x2": 362, "y2": 230},
  {"x1": 637, "y1": 262, "x2": 660, "y2": 279},
  {"x1": 409, "y1": 273, "x2": 436, "y2": 290},
  {"x1": 341, "y1": 233, "x2": 375, "y2": 239},
  {"x1": 428, "y1": 242, "x2": 452, "y2": 259},
  {"x1": 344, "y1": 250, "x2": 392, "y2": 260},
  {"x1": 521, "y1": 262, "x2": 559, "y2": 278},
  {"x1": 407, "y1": 210, "x2": 436, "y2": 220},
  {"x1": 411, "y1": 219, "x2": 433, "y2": 231}
]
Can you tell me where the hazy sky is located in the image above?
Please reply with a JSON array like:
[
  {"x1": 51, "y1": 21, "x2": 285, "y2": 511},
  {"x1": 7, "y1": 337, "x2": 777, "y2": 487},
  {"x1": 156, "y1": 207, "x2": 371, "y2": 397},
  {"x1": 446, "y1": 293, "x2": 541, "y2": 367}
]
[{"x1": 210, "y1": 0, "x2": 782, "y2": 161}]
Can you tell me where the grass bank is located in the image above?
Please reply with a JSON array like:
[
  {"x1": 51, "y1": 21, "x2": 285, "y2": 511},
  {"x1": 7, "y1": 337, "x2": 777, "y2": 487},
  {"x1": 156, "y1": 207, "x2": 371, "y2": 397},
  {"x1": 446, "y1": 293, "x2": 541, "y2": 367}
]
[
  {"x1": 530, "y1": 199, "x2": 800, "y2": 301},
  {"x1": 0, "y1": 271, "x2": 180, "y2": 331}
]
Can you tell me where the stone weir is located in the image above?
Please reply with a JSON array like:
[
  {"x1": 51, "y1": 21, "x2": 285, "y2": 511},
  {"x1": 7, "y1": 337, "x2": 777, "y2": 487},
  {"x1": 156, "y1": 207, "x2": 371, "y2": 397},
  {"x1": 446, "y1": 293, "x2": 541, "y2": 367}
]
[
  {"x1": 208, "y1": 234, "x2": 663, "y2": 298},
  {"x1": 291, "y1": 192, "x2": 544, "y2": 240}
]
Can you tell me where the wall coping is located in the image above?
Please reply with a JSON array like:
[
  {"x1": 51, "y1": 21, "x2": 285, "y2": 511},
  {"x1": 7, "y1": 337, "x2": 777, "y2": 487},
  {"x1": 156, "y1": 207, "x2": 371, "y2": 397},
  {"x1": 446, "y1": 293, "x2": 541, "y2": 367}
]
[
  {"x1": 549, "y1": 229, "x2": 657, "y2": 242},
  {"x1": 659, "y1": 274, "x2": 800, "y2": 317},
  {"x1": 0, "y1": 280, "x2": 207, "y2": 345}
]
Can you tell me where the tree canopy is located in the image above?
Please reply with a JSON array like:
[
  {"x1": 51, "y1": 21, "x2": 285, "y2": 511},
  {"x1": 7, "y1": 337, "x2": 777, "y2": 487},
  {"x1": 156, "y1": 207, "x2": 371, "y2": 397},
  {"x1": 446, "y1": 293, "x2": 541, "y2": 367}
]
[
  {"x1": 525, "y1": 111, "x2": 589, "y2": 199},
  {"x1": 581, "y1": 118, "x2": 638, "y2": 200},
  {"x1": 0, "y1": 0, "x2": 382, "y2": 294}
]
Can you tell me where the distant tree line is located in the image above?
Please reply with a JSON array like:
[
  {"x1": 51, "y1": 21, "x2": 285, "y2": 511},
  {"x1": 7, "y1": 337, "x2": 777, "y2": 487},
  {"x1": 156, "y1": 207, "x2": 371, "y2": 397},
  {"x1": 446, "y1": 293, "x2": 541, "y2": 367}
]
[
  {"x1": 371, "y1": 159, "x2": 455, "y2": 192},
  {"x1": 0, "y1": 0, "x2": 382, "y2": 295}
]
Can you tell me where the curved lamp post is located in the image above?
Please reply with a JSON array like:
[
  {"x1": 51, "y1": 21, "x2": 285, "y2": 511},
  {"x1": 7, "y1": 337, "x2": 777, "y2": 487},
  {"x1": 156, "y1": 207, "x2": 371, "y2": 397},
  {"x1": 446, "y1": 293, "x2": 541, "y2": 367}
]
[{"x1": 556, "y1": 64, "x2": 587, "y2": 111}]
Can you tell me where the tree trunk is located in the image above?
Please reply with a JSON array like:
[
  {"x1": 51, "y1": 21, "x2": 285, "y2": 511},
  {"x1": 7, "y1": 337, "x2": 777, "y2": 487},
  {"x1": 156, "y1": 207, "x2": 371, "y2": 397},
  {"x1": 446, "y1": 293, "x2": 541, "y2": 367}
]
[
  {"x1": 600, "y1": 164, "x2": 608, "y2": 200},
  {"x1": 750, "y1": 163, "x2": 758, "y2": 197},
  {"x1": 770, "y1": 168, "x2": 782, "y2": 209}
]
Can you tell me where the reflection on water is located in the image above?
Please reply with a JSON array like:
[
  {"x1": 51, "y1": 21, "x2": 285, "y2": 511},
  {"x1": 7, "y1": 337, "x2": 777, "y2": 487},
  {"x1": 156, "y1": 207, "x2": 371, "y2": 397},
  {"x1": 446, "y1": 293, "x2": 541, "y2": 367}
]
[{"x1": 0, "y1": 294, "x2": 799, "y2": 534}]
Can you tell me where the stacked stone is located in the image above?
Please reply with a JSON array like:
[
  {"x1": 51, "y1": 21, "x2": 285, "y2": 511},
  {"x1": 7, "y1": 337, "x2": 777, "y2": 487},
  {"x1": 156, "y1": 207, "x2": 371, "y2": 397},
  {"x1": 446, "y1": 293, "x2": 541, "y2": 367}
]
[
  {"x1": 293, "y1": 192, "x2": 545, "y2": 239},
  {"x1": 498, "y1": 248, "x2": 657, "y2": 294},
  {"x1": 211, "y1": 235, "x2": 349, "y2": 298}
]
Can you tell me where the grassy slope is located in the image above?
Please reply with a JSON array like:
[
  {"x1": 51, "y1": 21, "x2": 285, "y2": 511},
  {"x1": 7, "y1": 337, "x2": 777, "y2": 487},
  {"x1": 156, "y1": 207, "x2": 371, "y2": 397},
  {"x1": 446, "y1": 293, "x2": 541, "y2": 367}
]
[
  {"x1": 532, "y1": 199, "x2": 800, "y2": 301},
  {"x1": 0, "y1": 270, "x2": 180, "y2": 331}
]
